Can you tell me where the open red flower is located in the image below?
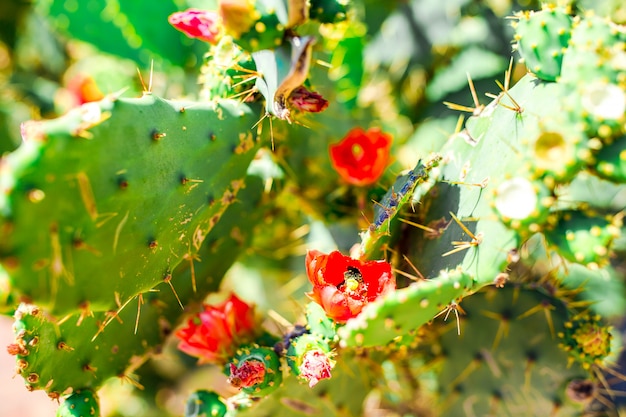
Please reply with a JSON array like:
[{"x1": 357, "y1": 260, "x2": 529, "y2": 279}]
[
  {"x1": 168, "y1": 9, "x2": 222, "y2": 44},
  {"x1": 175, "y1": 293, "x2": 256, "y2": 364},
  {"x1": 329, "y1": 127, "x2": 392, "y2": 186},
  {"x1": 305, "y1": 250, "x2": 395, "y2": 323}
]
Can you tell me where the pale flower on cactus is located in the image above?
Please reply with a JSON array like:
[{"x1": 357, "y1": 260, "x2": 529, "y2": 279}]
[{"x1": 299, "y1": 349, "x2": 335, "y2": 387}]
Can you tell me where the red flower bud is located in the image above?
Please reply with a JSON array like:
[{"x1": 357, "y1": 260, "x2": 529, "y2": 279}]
[
  {"x1": 329, "y1": 127, "x2": 392, "y2": 186},
  {"x1": 168, "y1": 9, "x2": 222, "y2": 44},
  {"x1": 289, "y1": 86, "x2": 329, "y2": 113},
  {"x1": 305, "y1": 250, "x2": 395, "y2": 323}
]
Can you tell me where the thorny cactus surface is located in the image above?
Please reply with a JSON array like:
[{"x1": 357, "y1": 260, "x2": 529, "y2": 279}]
[{"x1": 3, "y1": 0, "x2": 626, "y2": 416}]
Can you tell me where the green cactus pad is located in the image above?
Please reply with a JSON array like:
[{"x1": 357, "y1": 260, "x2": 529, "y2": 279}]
[
  {"x1": 185, "y1": 390, "x2": 227, "y2": 417},
  {"x1": 338, "y1": 268, "x2": 475, "y2": 348},
  {"x1": 435, "y1": 286, "x2": 591, "y2": 417},
  {"x1": 10, "y1": 176, "x2": 268, "y2": 396},
  {"x1": 56, "y1": 389, "x2": 100, "y2": 417},
  {"x1": 512, "y1": 6, "x2": 573, "y2": 81},
  {"x1": 0, "y1": 95, "x2": 261, "y2": 315},
  {"x1": 38, "y1": 0, "x2": 196, "y2": 66}
]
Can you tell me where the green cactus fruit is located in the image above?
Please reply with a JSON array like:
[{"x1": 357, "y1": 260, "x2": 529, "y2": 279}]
[
  {"x1": 309, "y1": 0, "x2": 349, "y2": 23},
  {"x1": 512, "y1": 5, "x2": 573, "y2": 81},
  {"x1": 338, "y1": 268, "x2": 475, "y2": 348},
  {"x1": 185, "y1": 390, "x2": 227, "y2": 417},
  {"x1": 305, "y1": 301, "x2": 336, "y2": 340},
  {"x1": 435, "y1": 285, "x2": 593, "y2": 417},
  {"x1": 544, "y1": 209, "x2": 622, "y2": 268},
  {"x1": 228, "y1": 345, "x2": 283, "y2": 396},
  {"x1": 0, "y1": 95, "x2": 261, "y2": 316},
  {"x1": 56, "y1": 389, "x2": 100, "y2": 417},
  {"x1": 9, "y1": 176, "x2": 268, "y2": 397}
]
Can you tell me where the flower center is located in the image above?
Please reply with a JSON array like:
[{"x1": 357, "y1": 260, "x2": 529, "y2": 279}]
[
  {"x1": 338, "y1": 266, "x2": 367, "y2": 297},
  {"x1": 351, "y1": 144, "x2": 365, "y2": 161}
]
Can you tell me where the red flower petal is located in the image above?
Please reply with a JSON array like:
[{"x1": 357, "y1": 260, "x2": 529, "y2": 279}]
[
  {"x1": 168, "y1": 9, "x2": 222, "y2": 44},
  {"x1": 175, "y1": 293, "x2": 257, "y2": 364},
  {"x1": 329, "y1": 127, "x2": 392, "y2": 186}
]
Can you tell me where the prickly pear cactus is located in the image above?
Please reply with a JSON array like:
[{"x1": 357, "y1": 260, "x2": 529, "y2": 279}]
[
  {"x1": 0, "y1": 95, "x2": 261, "y2": 316},
  {"x1": 3, "y1": 1, "x2": 626, "y2": 416}
]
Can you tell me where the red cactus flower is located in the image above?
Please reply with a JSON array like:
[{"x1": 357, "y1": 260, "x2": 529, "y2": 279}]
[
  {"x1": 305, "y1": 250, "x2": 395, "y2": 323},
  {"x1": 299, "y1": 349, "x2": 334, "y2": 387},
  {"x1": 289, "y1": 86, "x2": 329, "y2": 113},
  {"x1": 228, "y1": 360, "x2": 266, "y2": 389},
  {"x1": 168, "y1": 9, "x2": 222, "y2": 44},
  {"x1": 175, "y1": 293, "x2": 256, "y2": 364},
  {"x1": 329, "y1": 127, "x2": 392, "y2": 186}
]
